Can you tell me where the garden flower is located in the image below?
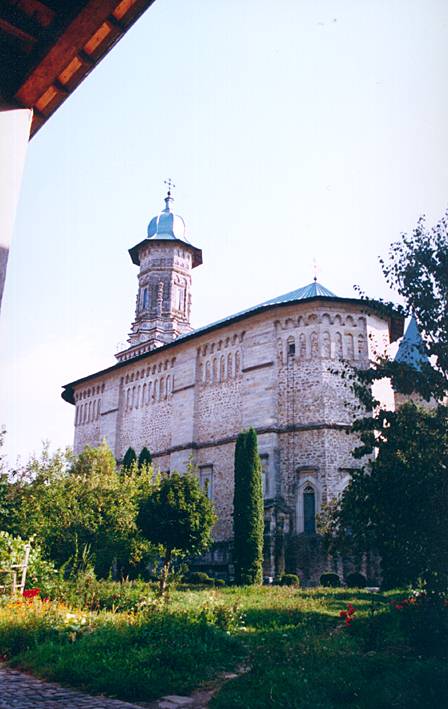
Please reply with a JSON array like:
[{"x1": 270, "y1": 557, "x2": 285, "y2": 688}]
[{"x1": 22, "y1": 588, "x2": 40, "y2": 599}]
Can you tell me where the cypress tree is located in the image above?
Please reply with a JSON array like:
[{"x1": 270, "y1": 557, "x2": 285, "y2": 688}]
[
  {"x1": 122, "y1": 447, "x2": 137, "y2": 471},
  {"x1": 138, "y1": 447, "x2": 152, "y2": 470},
  {"x1": 233, "y1": 428, "x2": 264, "y2": 584}
]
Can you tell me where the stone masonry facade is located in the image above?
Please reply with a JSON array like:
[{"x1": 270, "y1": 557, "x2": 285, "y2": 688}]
[{"x1": 66, "y1": 299, "x2": 397, "y2": 583}]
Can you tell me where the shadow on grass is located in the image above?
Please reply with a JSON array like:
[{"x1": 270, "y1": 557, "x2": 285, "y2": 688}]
[
  {"x1": 7, "y1": 614, "x2": 244, "y2": 703},
  {"x1": 211, "y1": 596, "x2": 448, "y2": 709}
]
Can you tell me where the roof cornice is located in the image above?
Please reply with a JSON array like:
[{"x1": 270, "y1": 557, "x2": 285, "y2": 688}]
[{"x1": 62, "y1": 294, "x2": 404, "y2": 405}]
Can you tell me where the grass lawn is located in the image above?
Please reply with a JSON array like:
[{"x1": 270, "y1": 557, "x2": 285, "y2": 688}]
[{"x1": 0, "y1": 586, "x2": 446, "y2": 707}]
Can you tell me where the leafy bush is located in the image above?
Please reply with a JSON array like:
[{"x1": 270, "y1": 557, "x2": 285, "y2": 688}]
[
  {"x1": 52, "y1": 572, "x2": 156, "y2": 612},
  {"x1": 2, "y1": 444, "x2": 157, "y2": 579},
  {"x1": 0, "y1": 532, "x2": 59, "y2": 596},
  {"x1": 197, "y1": 598, "x2": 245, "y2": 632},
  {"x1": 138, "y1": 473, "x2": 216, "y2": 595},
  {"x1": 187, "y1": 571, "x2": 211, "y2": 585},
  {"x1": 390, "y1": 593, "x2": 448, "y2": 658},
  {"x1": 279, "y1": 574, "x2": 300, "y2": 587},
  {"x1": 320, "y1": 572, "x2": 341, "y2": 588},
  {"x1": 186, "y1": 571, "x2": 219, "y2": 586},
  {"x1": 345, "y1": 572, "x2": 367, "y2": 588}
]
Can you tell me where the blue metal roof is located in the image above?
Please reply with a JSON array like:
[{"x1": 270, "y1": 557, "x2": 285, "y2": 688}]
[
  {"x1": 184, "y1": 281, "x2": 338, "y2": 339},
  {"x1": 394, "y1": 316, "x2": 429, "y2": 369}
]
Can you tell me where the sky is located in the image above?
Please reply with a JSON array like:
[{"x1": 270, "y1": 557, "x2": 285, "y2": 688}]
[{"x1": 1, "y1": 0, "x2": 447, "y2": 465}]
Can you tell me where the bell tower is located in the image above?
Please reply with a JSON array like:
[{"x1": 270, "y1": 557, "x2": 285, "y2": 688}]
[{"x1": 117, "y1": 183, "x2": 202, "y2": 361}]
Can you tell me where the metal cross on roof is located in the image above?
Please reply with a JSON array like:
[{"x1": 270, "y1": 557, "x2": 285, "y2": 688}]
[{"x1": 164, "y1": 178, "x2": 175, "y2": 196}]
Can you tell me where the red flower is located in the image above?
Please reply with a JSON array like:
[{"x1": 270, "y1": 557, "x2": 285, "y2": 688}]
[
  {"x1": 339, "y1": 610, "x2": 347, "y2": 618},
  {"x1": 345, "y1": 617, "x2": 352, "y2": 625},
  {"x1": 394, "y1": 604, "x2": 403, "y2": 610},
  {"x1": 347, "y1": 604, "x2": 356, "y2": 616},
  {"x1": 23, "y1": 588, "x2": 40, "y2": 599}
]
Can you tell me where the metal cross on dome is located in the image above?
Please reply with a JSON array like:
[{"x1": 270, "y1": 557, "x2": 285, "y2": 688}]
[
  {"x1": 164, "y1": 178, "x2": 175, "y2": 197},
  {"x1": 313, "y1": 257, "x2": 318, "y2": 283}
]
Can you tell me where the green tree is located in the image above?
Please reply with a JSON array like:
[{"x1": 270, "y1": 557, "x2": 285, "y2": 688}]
[
  {"x1": 138, "y1": 447, "x2": 152, "y2": 470},
  {"x1": 233, "y1": 428, "x2": 264, "y2": 585},
  {"x1": 137, "y1": 472, "x2": 216, "y2": 595},
  {"x1": 325, "y1": 213, "x2": 448, "y2": 592},
  {"x1": 3, "y1": 442, "x2": 155, "y2": 577},
  {"x1": 122, "y1": 447, "x2": 137, "y2": 471}
]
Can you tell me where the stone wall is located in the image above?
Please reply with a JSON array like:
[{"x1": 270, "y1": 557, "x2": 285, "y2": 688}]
[{"x1": 71, "y1": 298, "x2": 395, "y2": 580}]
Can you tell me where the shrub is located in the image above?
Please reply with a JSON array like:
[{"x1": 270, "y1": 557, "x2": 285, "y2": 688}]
[
  {"x1": 186, "y1": 571, "x2": 212, "y2": 585},
  {"x1": 279, "y1": 573, "x2": 300, "y2": 587},
  {"x1": 391, "y1": 593, "x2": 448, "y2": 658},
  {"x1": 137, "y1": 473, "x2": 216, "y2": 595},
  {"x1": 214, "y1": 578, "x2": 226, "y2": 587},
  {"x1": 0, "y1": 532, "x2": 59, "y2": 596},
  {"x1": 233, "y1": 429, "x2": 264, "y2": 585},
  {"x1": 122, "y1": 447, "x2": 137, "y2": 470},
  {"x1": 320, "y1": 572, "x2": 341, "y2": 588},
  {"x1": 345, "y1": 572, "x2": 367, "y2": 588},
  {"x1": 197, "y1": 598, "x2": 245, "y2": 632}
]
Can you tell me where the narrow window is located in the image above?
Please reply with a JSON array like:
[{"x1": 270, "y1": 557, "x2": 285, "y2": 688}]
[
  {"x1": 260, "y1": 454, "x2": 269, "y2": 497},
  {"x1": 303, "y1": 485, "x2": 316, "y2": 535},
  {"x1": 286, "y1": 337, "x2": 296, "y2": 357},
  {"x1": 142, "y1": 287, "x2": 148, "y2": 309},
  {"x1": 199, "y1": 466, "x2": 213, "y2": 500}
]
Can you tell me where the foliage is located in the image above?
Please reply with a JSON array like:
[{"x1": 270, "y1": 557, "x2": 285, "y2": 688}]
[
  {"x1": 0, "y1": 532, "x2": 59, "y2": 596},
  {"x1": 328, "y1": 404, "x2": 448, "y2": 591},
  {"x1": 1, "y1": 443, "x2": 156, "y2": 578},
  {"x1": 233, "y1": 428, "x2": 264, "y2": 585},
  {"x1": 389, "y1": 592, "x2": 448, "y2": 658},
  {"x1": 186, "y1": 571, "x2": 215, "y2": 585},
  {"x1": 351, "y1": 212, "x2": 448, "y2": 413},
  {"x1": 0, "y1": 586, "x2": 447, "y2": 706},
  {"x1": 345, "y1": 572, "x2": 367, "y2": 588},
  {"x1": 0, "y1": 596, "x2": 242, "y2": 701},
  {"x1": 138, "y1": 447, "x2": 152, "y2": 470},
  {"x1": 137, "y1": 472, "x2": 216, "y2": 594},
  {"x1": 122, "y1": 447, "x2": 138, "y2": 471},
  {"x1": 320, "y1": 573, "x2": 341, "y2": 588},
  {"x1": 278, "y1": 573, "x2": 300, "y2": 587},
  {"x1": 324, "y1": 214, "x2": 448, "y2": 593},
  {"x1": 185, "y1": 571, "x2": 226, "y2": 587}
]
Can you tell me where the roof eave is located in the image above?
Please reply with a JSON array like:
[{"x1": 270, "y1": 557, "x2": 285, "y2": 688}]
[
  {"x1": 61, "y1": 294, "x2": 404, "y2": 404},
  {"x1": 128, "y1": 238, "x2": 202, "y2": 267}
]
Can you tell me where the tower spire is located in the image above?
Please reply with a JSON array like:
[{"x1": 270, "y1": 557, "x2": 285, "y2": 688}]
[{"x1": 163, "y1": 178, "x2": 175, "y2": 212}]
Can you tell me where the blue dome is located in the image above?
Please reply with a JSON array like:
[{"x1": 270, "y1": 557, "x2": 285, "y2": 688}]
[{"x1": 147, "y1": 194, "x2": 186, "y2": 241}]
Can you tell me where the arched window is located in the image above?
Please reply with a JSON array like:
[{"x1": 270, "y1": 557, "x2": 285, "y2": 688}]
[
  {"x1": 346, "y1": 333, "x2": 354, "y2": 359},
  {"x1": 220, "y1": 355, "x2": 225, "y2": 382},
  {"x1": 227, "y1": 352, "x2": 233, "y2": 379},
  {"x1": 335, "y1": 332, "x2": 343, "y2": 357},
  {"x1": 303, "y1": 485, "x2": 316, "y2": 535},
  {"x1": 235, "y1": 350, "x2": 241, "y2": 375}
]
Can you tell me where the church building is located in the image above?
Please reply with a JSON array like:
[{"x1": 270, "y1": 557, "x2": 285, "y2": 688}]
[{"x1": 62, "y1": 188, "x2": 405, "y2": 582}]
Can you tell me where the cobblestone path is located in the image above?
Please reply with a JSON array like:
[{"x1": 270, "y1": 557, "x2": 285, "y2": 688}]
[
  {"x1": 0, "y1": 665, "x2": 145, "y2": 709},
  {"x1": 0, "y1": 664, "x2": 242, "y2": 708}
]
